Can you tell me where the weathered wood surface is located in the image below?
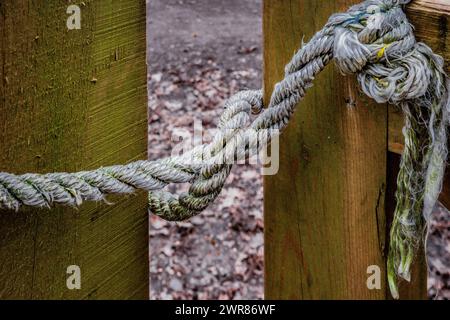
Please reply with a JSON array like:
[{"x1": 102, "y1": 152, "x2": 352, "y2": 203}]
[
  {"x1": 0, "y1": 0, "x2": 148, "y2": 299},
  {"x1": 264, "y1": 0, "x2": 429, "y2": 299},
  {"x1": 264, "y1": 0, "x2": 388, "y2": 299}
]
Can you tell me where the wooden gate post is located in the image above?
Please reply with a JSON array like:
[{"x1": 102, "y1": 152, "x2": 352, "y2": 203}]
[
  {"x1": 0, "y1": 1, "x2": 148, "y2": 299},
  {"x1": 263, "y1": 0, "x2": 443, "y2": 299}
]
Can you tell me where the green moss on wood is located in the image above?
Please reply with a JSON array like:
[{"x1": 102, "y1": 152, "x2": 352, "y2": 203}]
[{"x1": 0, "y1": 0, "x2": 148, "y2": 299}]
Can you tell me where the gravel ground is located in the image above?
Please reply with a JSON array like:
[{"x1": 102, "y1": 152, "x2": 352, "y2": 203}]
[
  {"x1": 147, "y1": 0, "x2": 449, "y2": 300},
  {"x1": 428, "y1": 205, "x2": 450, "y2": 299}
]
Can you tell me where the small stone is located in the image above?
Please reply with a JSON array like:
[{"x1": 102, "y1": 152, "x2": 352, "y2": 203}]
[{"x1": 169, "y1": 278, "x2": 183, "y2": 291}]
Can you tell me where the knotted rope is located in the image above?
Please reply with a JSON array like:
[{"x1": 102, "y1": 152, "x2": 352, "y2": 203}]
[{"x1": 0, "y1": 0, "x2": 448, "y2": 298}]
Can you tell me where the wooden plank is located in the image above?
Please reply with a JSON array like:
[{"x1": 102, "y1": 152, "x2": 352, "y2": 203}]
[
  {"x1": 0, "y1": 0, "x2": 148, "y2": 299},
  {"x1": 264, "y1": 0, "x2": 390, "y2": 299}
]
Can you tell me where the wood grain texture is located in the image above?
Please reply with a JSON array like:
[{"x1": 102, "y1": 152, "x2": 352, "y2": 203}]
[
  {"x1": 0, "y1": 0, "x2": 148, "y2": 299},
  {"x1": 264, "y1": 0, "x2": 390, "y2": 299}
]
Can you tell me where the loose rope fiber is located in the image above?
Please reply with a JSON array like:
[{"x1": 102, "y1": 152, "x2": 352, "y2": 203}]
[{"x1": 0, "y1": 0, "x2": 448, "y2": 298}]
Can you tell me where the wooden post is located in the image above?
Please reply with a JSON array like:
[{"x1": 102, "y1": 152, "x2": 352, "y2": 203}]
[
  {"x1": 263, "y1": 0, "x2": 432, "y2": 299},
  {"x1": 0, "y1": 1, "x2": 148, "y2": 299}
]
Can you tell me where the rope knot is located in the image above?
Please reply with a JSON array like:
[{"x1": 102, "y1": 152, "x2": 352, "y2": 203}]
[
  {"x1": 330, "y1": 0, "x2": 449, "y2": 299},
  {"x1": 332, "y1": 0, "x2": 429, "y2": 104}
]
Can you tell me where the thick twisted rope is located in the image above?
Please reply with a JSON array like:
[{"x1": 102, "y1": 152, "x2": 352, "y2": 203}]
[{"x1": 0, "y1": 0, "x2": 448, "y2": 298}]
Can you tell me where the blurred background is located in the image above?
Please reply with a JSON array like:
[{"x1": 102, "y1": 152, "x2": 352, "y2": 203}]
[{"x1": 147, "y1": 0, "x2": 449, "y2": 300}]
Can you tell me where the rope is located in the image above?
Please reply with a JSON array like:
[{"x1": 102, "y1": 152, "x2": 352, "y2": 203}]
[{"x1": 0, "y1": 0, "x2": 448, "y2": 298}]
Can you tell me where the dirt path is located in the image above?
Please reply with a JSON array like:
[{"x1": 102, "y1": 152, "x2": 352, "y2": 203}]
[{"x1": 147, "y1": 0, "x2": 264, "y2": 300}]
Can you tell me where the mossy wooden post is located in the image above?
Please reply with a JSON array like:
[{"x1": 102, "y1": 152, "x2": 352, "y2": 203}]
[
  {"x1": 0, "y1": 1, "x2": 148, "y2": 299},
  {"x1": 263, "y1": 0, "x2": 427, "y2": 299}
]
